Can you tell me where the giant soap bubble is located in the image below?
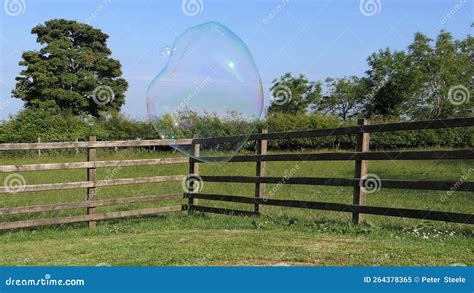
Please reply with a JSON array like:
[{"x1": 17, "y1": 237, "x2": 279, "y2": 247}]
[{"x1": 147, "y1": 22, "x2": 264, "y2": 162}]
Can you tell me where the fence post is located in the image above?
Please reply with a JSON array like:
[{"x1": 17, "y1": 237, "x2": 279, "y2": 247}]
[
  {"x1": 37, "y1": 137, "x2": 41, "y2": 156},
  {"x1": 87, "y1": 136, "x2": 97, "y2": 228},
  {"x1": 255, "y1": 128, "x2": 267, "y2": 213},
  {"x1": 352, "y1": 118, "x2": 370, "y2": 224},
  {"x1": 75, "y1": 138, "x2": 79, "y2": 155},
  {"x1": 188, "y1": 134, "x2": 200, "y2": 212}
]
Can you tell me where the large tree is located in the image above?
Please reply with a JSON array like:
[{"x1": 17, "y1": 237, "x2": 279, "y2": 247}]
[
  {"x1": 363, "y1": 30, "x2": 472, "y2": 120},
  {"x1": 363, "y1": 48, "x2": 414, "y2": 118},
  {"x1": 267, "y1": 73, "x2": 321, "y2": 115},
  {"x1": 404, "y1": 31, "x2": 472, "y2": 119},
  {"x1": 318, "y1": 76, "x2": 366, "y2": 121},
  {"x1": 12, "y1": 19, "x2": 128, "y2": 118}
]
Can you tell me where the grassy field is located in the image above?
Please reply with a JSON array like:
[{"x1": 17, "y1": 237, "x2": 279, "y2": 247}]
[{"x1": 0, "y1": 149, "x2": 473, "y2": 266}]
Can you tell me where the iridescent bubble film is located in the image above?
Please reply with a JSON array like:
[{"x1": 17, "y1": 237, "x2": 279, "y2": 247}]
[{"x1": 147, "y1": 22, "x2": 264, "y2": 162}]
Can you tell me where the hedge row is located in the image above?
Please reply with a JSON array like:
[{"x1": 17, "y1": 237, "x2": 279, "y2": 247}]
[{"x1": 0, "y1": 109, "x2": 471, "y2": 150}]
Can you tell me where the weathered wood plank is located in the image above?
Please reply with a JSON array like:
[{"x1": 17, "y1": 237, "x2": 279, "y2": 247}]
[
  {"x1": 353, "y1": 118, "x2": 370, "y2": 224},
  {"x1": 194, "y1": 117, "x2": 474, "y2": 144},
  {"x1": 254, "y1": 128, "x2": 267, "y2": 213},
  {"x1": 96, "y1": 175, "x2": 186, "y2": 188},
  {"x1": 191, "y1": 149, "x2": 474, "y2": 163},
  {"x1": 199, "y1": 176, "x2": 474, "y2": 191},
  {"x1": 0, "y1": 205, "x2": 185, "y2": 230},
  {"x1": 87, "y1": 136, "x2": 97, "y2": 228},
  {"x1": 187, "y1": 135, "x2": 201, "y2": 208},
  {"x1": 3, "y1": 175, "x2": 467, "y2": 194},
  {"x1": 185, "y1": 193, "x2": 474, "y2": 224},
  {"x1": 0, "y1": 181, "x2": 93, "y2": 193},
  {"x1": 0, "y1": 175, "x2": 186, "y2": 194},
  {"x1": 0, "y1": 139, "x2": 192, "y2": 151},
  {"x1": 0, "y1": 194, "x2": 184, "y2": 216},
  {"x1": 0, "y1": 157, "x2": 189, "y2": 173}
]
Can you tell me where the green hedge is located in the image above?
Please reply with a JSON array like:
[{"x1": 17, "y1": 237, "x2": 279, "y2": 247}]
[
  {"x1": 263, "y1": 113, "x2": 473, "y2": 150},
  {"x1": 0, "y1": 109, "x2": 471, "y2": 150}
]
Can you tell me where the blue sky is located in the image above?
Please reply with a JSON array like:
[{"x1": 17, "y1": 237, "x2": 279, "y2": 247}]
[{"x1": 0, "y1": 0, "x2": 472, "y2": 119}]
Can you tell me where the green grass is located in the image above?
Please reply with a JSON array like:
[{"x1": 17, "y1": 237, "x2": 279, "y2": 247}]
[{"x1": 0, "y1": 149, "x2": 473, "y2": 266}]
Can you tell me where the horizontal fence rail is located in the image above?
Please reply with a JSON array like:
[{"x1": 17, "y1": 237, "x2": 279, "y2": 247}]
[
  {"x1": 194, "y1": 117, "x2": 474, "y2": 144},
  {"x1": 198, "y1": 176, "x2": 474, "y2": 192},
  {"x1": 0, "y1": 139, "x2": 192, "y2": 151},
  {"x1": 0, "y1": 175, "x2": 186, "y2": 194},
  {"x1": 0, "y1": 194, "x2": 184, "y2": 216},
  {"x1": 191, "y1": 150, "x2": 474, "y2": 163},
  {"x1": 0, "y1": 205, "x2": 185, "y2": 230},
  {"x1": 0, "y1": 157, "x2": 188, "y2": 173}
]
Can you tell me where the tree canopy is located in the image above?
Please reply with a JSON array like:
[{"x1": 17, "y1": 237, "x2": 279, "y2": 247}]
[
  {"x1": 268, "y1": 28, "x2": 472, "y2": 121},
  {"x1": 267, "y1": 73, "x2": 322, "y2": 115},
  {"x1": 12, "y1": 19, "x2": 128, "y2": 118}
]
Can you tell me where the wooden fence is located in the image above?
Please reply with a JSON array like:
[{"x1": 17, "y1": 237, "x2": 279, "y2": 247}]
[
  {"x1": 0, "y1": 117, "x2": 473, "y2": 230},
  {"x1": 0, "y1": 138, "x2": 192, "y2": 230},
  {"x1": 185, "y1": 117, "x2": 474, "y2": 225}
]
